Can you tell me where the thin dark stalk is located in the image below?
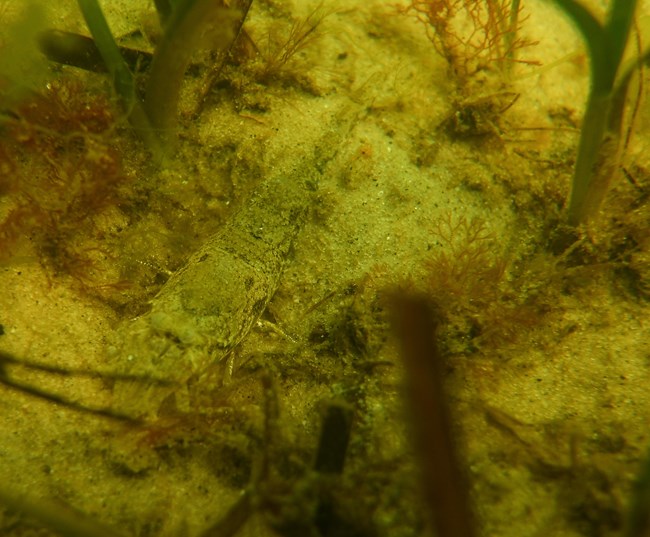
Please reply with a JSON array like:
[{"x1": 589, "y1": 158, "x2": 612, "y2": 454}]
[
  {"x1": 144, "y1": 0, "x2": 249, "y2": 146},
  {"x1": 76, "y1": 0, "x2": 163, "y2": 160},
  {"x1": 37, "y1": 29, "x2": 153, "y2": 73},
  {"x1": 0, "y1": 489, "x2": 126, "y2": 537},
  {"x1": 391, "y1": 295, "x2": 476, "y2": 537},
  {"x1": 0, "y1": 350, "x2": 176, "y2": 423},
  {"x1": 551, "y1": 0, "x2": 638, "y2": 224}
]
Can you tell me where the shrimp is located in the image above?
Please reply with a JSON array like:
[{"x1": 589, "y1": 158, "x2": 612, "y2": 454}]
[
  {"x1": 108, "y1": 104, "x2": 357, "y2": 419},
  {"x1": 107, "y1": 170, "x2": 313, "y2": 418}
]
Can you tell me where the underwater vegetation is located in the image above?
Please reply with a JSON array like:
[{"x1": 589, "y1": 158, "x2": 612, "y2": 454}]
[
  {"x1": 69, "y1": 0, "x2": 329, "y2": 151},
  {"x1": 548, "y1": 0, "x2": 642, "y2": 225},
  {"x1": 250, "y1": 1, "x2": 330, "y2": 86},
  {"x1": 1, "y1": 0, "x2": 650, "y2": 536},
  {"x1": 404, "y1": 0, "x2": 536, "y2": 82},
  {"x1": 75, "y1": 0, "x2": 251, "y2": 154},
  {"x1": 0, "y1": 76, "x2": 131, "y2": 294},
  {"x1": 403, "y1": 0, "x2": 538, "y2": 144},
  {"x1": 392, "y1": 296, "x2": 476, "y2": 537},
  {"x1": 423, "y1": 214, "x2": 529, "y2": 352},
  {"x1": 0, "y1": 0, "x2": 330, "y2": 301},
  {"x1": 392, "y1": 294, "x2": 650, "y2": 537},
  {"x1": 407, "y1": 0, "x2": 648, "y2": 229}
]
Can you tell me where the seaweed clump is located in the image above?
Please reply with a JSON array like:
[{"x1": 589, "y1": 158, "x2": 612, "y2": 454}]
[
  {"x1": 252, "y1": 3, "x2": 330, "y2": 88},
  {"x1": 423, "y1": 214, "x2": 550, "y2": 353},
  {"x1": 0, "y1": 76, "x2": 132, "y2": 296},
  {"x1": 202, "y1": 3, "x2": 332, "y2": 112},
  {"x1": 404, "y1": 0, "x2": 535, "y2": 83},
  {"x1": 402, "y1": 0, "x2": 538, "y2": 140}
]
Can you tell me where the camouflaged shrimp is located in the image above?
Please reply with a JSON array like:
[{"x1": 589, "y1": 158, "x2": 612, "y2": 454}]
[
  {"x1": 107, "y1": 107, "x2": 352, "y2": 420},
  {"x1": 107, "y1": 178, "x2": 305, "y2": 418}
]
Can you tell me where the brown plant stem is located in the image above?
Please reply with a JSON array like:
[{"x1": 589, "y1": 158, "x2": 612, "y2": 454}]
[{"x1": 391, "y1": 295, "x2": 476, "y2": 537}]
